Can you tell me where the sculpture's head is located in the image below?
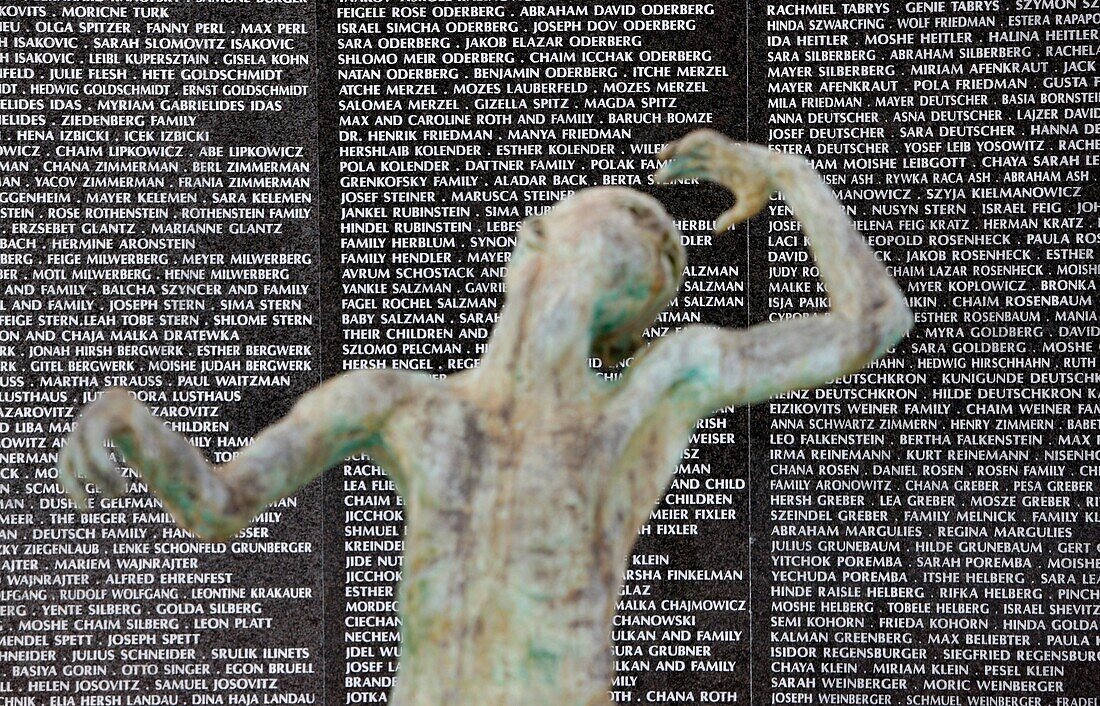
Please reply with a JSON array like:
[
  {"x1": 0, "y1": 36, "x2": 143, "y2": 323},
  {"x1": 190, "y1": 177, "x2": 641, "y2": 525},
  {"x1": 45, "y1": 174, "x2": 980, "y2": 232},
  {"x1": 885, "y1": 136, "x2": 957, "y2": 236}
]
[{"x1": 506, "y1": 187, "x2": 685, "y2": 365}]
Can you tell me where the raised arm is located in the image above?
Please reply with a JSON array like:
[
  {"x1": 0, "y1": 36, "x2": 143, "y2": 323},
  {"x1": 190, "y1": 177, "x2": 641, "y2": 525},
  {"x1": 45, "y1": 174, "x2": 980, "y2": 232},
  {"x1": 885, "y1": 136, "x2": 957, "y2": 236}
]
[
  {"x1": 622, "y1": 130, "x2": 912, "y2": 417},
  {"x1": 58, "y1": 370, "x2": 431, "y2": 540}
]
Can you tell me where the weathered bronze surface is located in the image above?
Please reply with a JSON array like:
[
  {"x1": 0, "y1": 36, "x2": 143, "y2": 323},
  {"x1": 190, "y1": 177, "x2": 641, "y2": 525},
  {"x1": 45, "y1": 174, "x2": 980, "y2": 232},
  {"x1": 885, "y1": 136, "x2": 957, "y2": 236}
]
[{"x1": 60, "y1": 131, "x2": 912, "y2": 705}]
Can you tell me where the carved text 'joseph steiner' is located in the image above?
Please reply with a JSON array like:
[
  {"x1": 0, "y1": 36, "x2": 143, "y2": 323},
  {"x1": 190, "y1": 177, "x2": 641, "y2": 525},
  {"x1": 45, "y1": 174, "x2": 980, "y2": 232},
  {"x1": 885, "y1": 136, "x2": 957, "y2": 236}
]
[{"x1": 59, "y1": 131, "x2": 912, "y2": 705}]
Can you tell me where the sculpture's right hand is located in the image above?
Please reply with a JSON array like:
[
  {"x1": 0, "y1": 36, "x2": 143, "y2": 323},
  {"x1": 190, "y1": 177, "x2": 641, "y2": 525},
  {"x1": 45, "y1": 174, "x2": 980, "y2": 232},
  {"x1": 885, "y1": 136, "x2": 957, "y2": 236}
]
[
  {"x1": 654, "y1": 129, "x2": 783, "y2": 233},
  {"x1": 57, "y1": 389, "x2": 130, "y2": 510}
]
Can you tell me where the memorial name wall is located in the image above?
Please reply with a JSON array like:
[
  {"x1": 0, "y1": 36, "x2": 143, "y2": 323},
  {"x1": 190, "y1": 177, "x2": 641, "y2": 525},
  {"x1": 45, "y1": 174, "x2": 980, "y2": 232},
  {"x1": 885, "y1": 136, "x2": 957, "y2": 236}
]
[{"x1": 0, "y1": 1, "x2": 1095, "y2": 704}]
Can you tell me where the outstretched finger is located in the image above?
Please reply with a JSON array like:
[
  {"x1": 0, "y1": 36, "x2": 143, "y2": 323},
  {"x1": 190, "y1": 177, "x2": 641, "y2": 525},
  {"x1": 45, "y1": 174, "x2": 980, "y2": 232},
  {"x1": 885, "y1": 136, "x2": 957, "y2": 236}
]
[
  {"x1": 654, "y1": 157, "x2": 705, "y2": 184},
  {"x1": 714, "y1": 207, "x2": 741, "y2": 234},
  {"x1": 714, "y1": 192, "x2": 769, "y2": 234}
]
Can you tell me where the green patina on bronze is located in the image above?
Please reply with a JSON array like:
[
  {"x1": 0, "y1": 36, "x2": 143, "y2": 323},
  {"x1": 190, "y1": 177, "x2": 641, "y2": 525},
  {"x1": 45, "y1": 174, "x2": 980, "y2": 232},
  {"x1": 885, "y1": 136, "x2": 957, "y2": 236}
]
[{"x1": 59, "y1": 131, "x2": 912, "y2": 705}]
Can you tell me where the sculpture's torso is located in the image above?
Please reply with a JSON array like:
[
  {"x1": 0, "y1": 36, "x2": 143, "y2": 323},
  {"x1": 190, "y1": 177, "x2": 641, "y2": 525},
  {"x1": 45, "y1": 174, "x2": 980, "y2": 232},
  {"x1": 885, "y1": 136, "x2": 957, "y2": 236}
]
[{"x1": 377, "y1": 377, "x2": 693, "y2": 706}]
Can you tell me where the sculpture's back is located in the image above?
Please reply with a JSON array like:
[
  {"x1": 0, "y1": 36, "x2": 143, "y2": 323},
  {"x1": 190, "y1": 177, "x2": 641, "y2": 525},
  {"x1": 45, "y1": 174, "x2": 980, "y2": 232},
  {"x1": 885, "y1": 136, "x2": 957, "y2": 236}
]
[{"x1": 381, "y1": 383, "x2": 631, "y2": 705}]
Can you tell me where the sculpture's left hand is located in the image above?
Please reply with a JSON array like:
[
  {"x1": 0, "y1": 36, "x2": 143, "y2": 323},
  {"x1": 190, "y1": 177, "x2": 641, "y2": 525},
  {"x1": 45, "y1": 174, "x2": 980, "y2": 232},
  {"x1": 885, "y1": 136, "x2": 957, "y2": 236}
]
[
  {"x1": 655, "y1": 129, "x2": 782, "y2": 233},
  {"x1": 58, "y1": 389, "x2": 131, "y2": 509}
]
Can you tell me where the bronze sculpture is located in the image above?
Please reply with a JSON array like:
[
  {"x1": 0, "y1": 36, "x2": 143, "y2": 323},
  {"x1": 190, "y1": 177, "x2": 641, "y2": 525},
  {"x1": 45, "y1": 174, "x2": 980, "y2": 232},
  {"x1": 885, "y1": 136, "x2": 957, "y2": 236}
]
[{"x1": 59, "y1": 130, "x2": 912, "y2": 705}]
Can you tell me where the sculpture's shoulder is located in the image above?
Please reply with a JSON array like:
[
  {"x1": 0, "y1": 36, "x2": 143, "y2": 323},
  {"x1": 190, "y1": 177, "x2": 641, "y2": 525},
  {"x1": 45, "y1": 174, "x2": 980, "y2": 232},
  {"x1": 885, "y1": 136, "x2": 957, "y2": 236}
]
[
  {"x1": 373, "y1": 371, "x2": 497, "y2": 484},
  {"x1": 600, "y1": 330, "x2": 722, "y2": 432},
  {"x1": 381, "y1": 371, "x2": 479, "y2": 440}
]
